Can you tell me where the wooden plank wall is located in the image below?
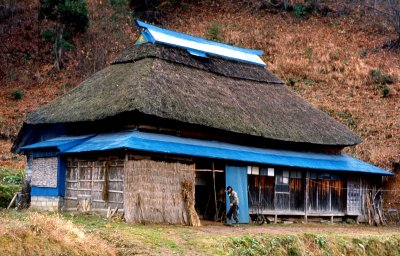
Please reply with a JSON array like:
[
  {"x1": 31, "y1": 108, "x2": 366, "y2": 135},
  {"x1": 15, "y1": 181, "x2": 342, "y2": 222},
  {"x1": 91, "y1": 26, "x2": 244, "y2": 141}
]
[
  {"x1": 249, "y1": 170, "x2": 350, "y2": 215},
  {"x1": 289, "y1": 177, "x2": 304, "y2": 211},
  {"x1": 248, "y1": 175, "x2": 274, "y2": 210},
  {"x1": 306, "y1": 174, "x2": 345, "y2": 213},
  {"x1": 64, "y1": 158, "x2": 124, "y2": 212}
]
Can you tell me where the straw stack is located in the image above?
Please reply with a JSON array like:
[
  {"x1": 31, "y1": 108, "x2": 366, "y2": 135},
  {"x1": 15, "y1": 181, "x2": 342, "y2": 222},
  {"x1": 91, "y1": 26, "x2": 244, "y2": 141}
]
[{"x1": 124, "y1": 159, "x2": 198, "y2": 225}]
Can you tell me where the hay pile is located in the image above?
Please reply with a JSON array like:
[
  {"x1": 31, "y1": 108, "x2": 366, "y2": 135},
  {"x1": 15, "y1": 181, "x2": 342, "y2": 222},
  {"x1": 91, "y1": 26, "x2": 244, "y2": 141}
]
[
  {"x1": 124, "y1": 159, "x2": 199, "y2": 225},
  {"x1": 181, "y1": 178, "x2": 201, "y2": 227}
]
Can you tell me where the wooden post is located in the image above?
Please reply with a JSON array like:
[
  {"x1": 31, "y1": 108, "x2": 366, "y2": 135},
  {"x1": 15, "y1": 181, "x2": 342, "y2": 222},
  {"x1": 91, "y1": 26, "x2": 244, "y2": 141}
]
[
  {"x1": 304, "y1": 172, "x2": 309, "y2": 223},
  {"x1": 330, "y1": 215, "x2": 333, "y2": 224},
  {"x1": 274, "y1": 214, "x2": 278, "y2": 224},
  {"x1": 212, "y1": 162, "x2": 217, "y2": 217}
]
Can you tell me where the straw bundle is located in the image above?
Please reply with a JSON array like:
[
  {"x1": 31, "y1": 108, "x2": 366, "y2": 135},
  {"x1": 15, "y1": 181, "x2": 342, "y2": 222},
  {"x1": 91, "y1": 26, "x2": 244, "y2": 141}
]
[
  {"x1": 181, "y1": 178, "x2": 201, "y2": 227},
  {"x1": 124, "y1": 159, "x2": 198, "y2": 225}
]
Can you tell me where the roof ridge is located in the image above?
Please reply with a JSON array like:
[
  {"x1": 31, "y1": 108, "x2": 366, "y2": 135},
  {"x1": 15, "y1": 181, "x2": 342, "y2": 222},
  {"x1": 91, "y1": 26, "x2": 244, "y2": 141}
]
[
  {"x1": 135, "y1": 20, "x2": 266, "y2": 66},
  {"x1": 112, "y1": 44, "x2": 284, "y2": 84}
]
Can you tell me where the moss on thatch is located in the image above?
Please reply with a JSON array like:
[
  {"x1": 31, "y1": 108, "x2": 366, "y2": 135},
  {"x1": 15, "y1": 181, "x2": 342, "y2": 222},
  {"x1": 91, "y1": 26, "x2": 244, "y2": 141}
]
[
  {"x1": 112, "y1": 44, "x2": 283, "y2": 84},
  {"x1": 24, "y1": 44, "x2": 360, "y2": 146}
]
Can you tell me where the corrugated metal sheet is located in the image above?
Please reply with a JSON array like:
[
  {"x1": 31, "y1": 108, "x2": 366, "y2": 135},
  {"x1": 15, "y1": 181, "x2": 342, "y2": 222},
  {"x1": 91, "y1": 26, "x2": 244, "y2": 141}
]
[
  {"x1": 22, "y1": 130, "x2": 393, "y2": 176},
  {"x1": 135, "y1": 20, "x2": 266, "y2": 66}
]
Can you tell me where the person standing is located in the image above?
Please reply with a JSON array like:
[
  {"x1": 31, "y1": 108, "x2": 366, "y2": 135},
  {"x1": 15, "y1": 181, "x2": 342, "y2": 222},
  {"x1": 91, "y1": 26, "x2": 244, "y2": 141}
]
[{"x1": 226, "y1": 186, "x2": 239, "y2": 225}]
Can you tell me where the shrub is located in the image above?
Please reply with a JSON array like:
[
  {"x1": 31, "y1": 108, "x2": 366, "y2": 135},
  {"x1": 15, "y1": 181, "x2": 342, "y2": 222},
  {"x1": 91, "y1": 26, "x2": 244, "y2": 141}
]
[
  {"x1": 336, "y1": 111, "x2": 357, "y2": 128},
  {"x1": 293, "y1": 4, "x2": 308, "y2": 18},
  {"x1": 370, "y1": 68, "x2": 395, "y2": 85},
  {"x1": 287, "y1": 77, "x2": 296, "y2": 86},
  {"x1": 305, "y1": 46, "x2": 313, "y2": 60},
  {"x1": 0, "y1": 184, "x2": 21, "y2": 208},
  {"x1": 206, "y1": 23, "x2": 223, "y2": 42},
  {"x1": 2, "y1": 175, "x2": 23, "y2": 184},
  {"x1": 11, "y1": 89, "x2": 24, "y2": 100},
  {"x1": 381, "y1": 86, "x2": 390, "y2": 98},
  {"x1": 42, "y1": 28, "x2": 55, "y2": 41}
]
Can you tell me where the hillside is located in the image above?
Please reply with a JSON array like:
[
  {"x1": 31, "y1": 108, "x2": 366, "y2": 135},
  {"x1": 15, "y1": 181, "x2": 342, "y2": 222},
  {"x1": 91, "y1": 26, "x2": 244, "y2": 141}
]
[{"x1": 0, "y1": 2, "x2": 398, "y2": 179}]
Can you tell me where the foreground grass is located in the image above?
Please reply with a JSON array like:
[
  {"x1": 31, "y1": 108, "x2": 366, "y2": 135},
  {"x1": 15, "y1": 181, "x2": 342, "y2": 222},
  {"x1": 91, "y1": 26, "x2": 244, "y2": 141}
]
[
  {"x1": 1, "y1": 211, "x2": 400, "y2": 255},
  {"x1": 0, "y1": 211, "x2": 117, "y2": 255}
]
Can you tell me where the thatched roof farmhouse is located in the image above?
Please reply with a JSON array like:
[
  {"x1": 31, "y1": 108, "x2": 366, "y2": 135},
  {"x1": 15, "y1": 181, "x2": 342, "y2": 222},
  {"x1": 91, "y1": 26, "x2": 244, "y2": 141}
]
[{"x1": 14, "y1": 20, "x2": 393, "y2": 225}]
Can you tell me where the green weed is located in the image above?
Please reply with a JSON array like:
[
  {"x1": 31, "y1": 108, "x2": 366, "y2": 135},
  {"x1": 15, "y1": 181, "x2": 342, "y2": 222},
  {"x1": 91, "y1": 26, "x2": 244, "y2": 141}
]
[
  {"x1": 11, "y1": 89, "x2": 24, "y2": 100},
  {"x1": 206, "y1": 23, "x2": 223, "y2": 42}
]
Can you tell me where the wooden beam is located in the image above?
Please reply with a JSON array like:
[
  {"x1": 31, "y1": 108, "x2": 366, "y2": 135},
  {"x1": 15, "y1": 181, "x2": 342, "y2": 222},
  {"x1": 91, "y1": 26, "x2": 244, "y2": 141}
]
[{"x1": 304, "y1": 172, "x2": 309, "y2": 223}]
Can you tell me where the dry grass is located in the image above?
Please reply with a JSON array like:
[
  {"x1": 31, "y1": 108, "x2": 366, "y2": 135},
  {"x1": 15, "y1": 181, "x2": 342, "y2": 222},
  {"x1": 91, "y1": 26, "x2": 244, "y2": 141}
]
[{"x1": 0, "y1": 211, "x2": 117, "y2": 256}]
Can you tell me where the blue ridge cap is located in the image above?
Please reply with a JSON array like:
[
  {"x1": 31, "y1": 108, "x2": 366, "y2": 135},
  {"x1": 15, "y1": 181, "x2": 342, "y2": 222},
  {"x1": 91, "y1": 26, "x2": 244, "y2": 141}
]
[{"x1": 135, "y1": 20, "x2": 266, "y2": 66}]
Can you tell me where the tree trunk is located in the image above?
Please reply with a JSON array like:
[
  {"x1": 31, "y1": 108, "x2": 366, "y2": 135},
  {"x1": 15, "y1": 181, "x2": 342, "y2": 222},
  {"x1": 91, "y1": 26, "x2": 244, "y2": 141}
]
[
  {"x1": 53, "y1": 24, "x2": 65, "y2": 71},
  {"x1": 283, "y1": 0, "x2": 289, "y2": 10}
]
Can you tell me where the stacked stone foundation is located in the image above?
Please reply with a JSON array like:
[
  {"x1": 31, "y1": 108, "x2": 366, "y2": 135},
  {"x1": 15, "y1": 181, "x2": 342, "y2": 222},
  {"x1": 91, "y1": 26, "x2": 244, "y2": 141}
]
[{"x1": 30, "y1": 196, "x2": 63, "y2": 211}]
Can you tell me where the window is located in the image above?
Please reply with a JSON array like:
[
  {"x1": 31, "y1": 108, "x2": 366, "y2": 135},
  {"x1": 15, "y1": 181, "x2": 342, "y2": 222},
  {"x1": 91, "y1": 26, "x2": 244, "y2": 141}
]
[
  {"x1": 276, "y1": 170, "x2": 289, "y2": 185},
  {"x1": 290, "y1": 170, "x2": 302, "y2": 179},
  {"x1": 247, "y1": 166, "x2": 260, "y2": 175},
  {"x1": 275, "y1": 170, "x2": 290, "y2": 193},
  {"x1": 260, "y1": 167, "x2": 275, "y2": 176}
]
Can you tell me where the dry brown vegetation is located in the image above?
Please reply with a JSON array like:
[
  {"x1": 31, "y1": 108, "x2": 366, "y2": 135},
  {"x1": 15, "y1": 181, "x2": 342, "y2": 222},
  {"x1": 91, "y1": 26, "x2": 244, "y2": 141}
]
[
  {"x1": 0, "y1": 1, "x2": 399, "y2": 197},
  {"x1": 0, "y1": 211, "x2": 117, "y2": 255}
]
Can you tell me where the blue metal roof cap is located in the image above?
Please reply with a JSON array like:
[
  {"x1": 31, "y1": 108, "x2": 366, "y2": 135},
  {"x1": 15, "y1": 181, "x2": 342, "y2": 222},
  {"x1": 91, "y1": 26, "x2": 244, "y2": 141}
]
[
  {"x1": 135, "y1": 20, "x2": 266, "y2": 67},
  {"x1": 56, "y1": 130, "x2": 394, "y2": 176},
  {"x1": 21, "y1": 135, "x2": 93, "y2": 152}
]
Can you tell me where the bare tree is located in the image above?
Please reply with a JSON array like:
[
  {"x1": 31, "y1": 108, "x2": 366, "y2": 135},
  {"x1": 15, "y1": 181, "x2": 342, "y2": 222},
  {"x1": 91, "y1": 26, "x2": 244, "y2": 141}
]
[{"x1": 365, "y1": 0, "x2": 400, "y2": 48}]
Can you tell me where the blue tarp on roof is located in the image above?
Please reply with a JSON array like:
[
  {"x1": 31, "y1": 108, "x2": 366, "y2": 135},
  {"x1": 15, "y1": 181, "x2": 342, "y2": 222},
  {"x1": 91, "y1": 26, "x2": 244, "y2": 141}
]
[
  {"x1": 135, "y1": 20, "x2": 266, "y2": 67},
  {"x1": 21, "y1": 135, "x2": 93, "y2": 152},
  {"x1": 32, "y1": 130, "x2": 391, "y2": 176}
]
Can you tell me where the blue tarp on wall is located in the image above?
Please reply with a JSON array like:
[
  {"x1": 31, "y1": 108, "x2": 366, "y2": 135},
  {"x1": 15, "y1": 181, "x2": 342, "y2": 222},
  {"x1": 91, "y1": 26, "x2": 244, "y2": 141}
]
[{"x1": 225, "y1": 166, "x2": 249, "y2": 223}]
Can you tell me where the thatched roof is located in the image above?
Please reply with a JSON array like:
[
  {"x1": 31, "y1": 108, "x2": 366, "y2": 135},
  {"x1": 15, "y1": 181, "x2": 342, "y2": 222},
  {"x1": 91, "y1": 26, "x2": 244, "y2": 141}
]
[{"x1": 24, "y1": 43, "x2": 360, "y2": 146}]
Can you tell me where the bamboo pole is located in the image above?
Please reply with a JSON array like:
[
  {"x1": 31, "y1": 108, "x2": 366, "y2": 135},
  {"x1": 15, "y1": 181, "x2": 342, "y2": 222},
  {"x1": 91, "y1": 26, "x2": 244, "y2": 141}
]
[{"x1": 7, "y1": 193, "x2": 18, "y2": 209}]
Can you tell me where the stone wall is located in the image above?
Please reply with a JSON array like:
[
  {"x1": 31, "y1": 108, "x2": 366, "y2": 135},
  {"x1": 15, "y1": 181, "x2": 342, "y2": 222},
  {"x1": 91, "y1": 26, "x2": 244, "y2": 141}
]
[
  {"x1": 26, "y1": 155, "x2": 33, "y2": 181},
  {"x1": 31, "y1": 157, "x2": 58, "y2": 187},
  {"x1": 30, "y1": 196, "x2": 63, "y2": 211}
]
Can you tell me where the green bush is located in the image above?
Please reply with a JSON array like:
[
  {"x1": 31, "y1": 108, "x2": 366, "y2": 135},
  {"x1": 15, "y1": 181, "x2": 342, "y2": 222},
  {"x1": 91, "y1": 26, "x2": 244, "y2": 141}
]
[
  {"x1": 0, "y1": 184, "x2": 21, "y2": 208},
  {"x1": 370, "y1": 68, "x2": 395, "y2": 85},
  {"x1": 293, "y1": 4, "x2": 308, "y2": 18},
  {"x1": 336, "y1": 111, "x2": 357, "y2": 128},
  {"x1": 11, "y1": 89, "x2": 24, "y2": 100},
  {"x1": 42, "y1": 28, "x2": 55, "y2": 41},
  {"x1": 60, "y1": 38, "x2": 75, "y2": 51},
  {"x1": 381, "y1": 86, "x2": 390, "y2": 98},
  {"x1": 3, "y1": 175, "x2": 23, "y2": 184},
  {"x1": 206, "y1": 23, "x2": 223, "y2": 42}
]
